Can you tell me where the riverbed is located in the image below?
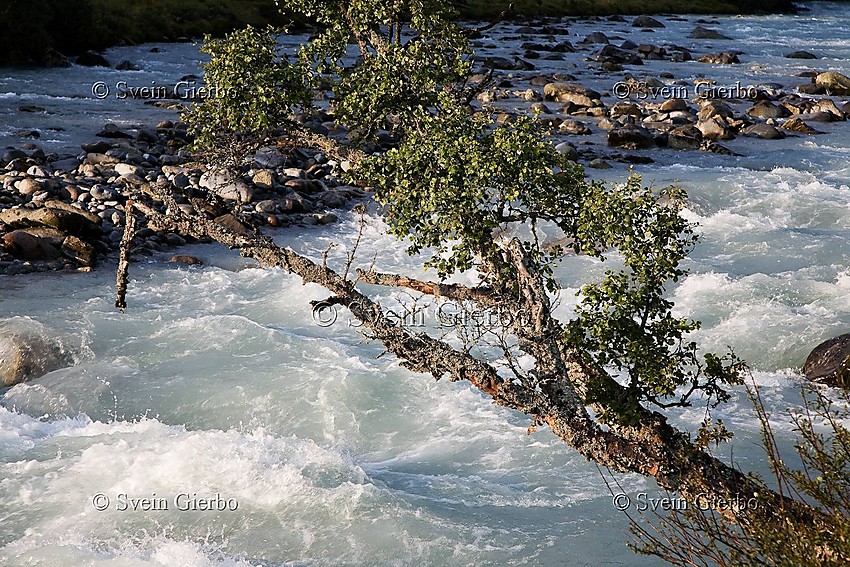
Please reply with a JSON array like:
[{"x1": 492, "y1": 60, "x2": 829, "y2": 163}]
[{"x1": 2, "y1": 3, "x2": 850, "y2": 566}]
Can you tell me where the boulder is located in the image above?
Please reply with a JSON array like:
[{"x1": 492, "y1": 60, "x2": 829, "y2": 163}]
[
  {"x1": 580, "y1": 32, "x2": 609, "y2": 45},
  {"x1": 803, "y1": 334, "x2": 850, "y2": 388},
  {"x1": 815, "y1": 72, "x2": 850, "y2": 95},
  {"x1": 697, "y1": 117, "x2": 735, "y2": 140},
  {"x1": 61, "y1": 236, "x2": 96, "y2": 267},
  {"x1": 0, "y1": 320, "x2": 73, "y2": 387},
  {"x1": 2, "y1": 231, "x2": 61, "y2": 261},
  {"x1": 0, "y1": 206, "x2": 101, "y2": 236},
  {"x1": 633, "y1": 15, "x2": 664, "y2": 28},
  {"x1": 559, "y1": 119, "x2": 592, "y2": 135},
  {"x1": 667, "y1": 125, "x2": 703, "y2": 150},
  {"x1": 200, "y1": 170, "x2": 254, "y2": 203},
  {"x1": 76, "y1": 51, "x2": 110, "y2": 67},
  {"x1": 543, "y1": 83, "x2": 601, "y2": 107},
  {"x1": 781, "y1": 117, "x2": 821, "y2": 134},
  {"x1": 607, "y1": 125, "x2": 655, "y2": 149},
  {"x1": 253, "y1": 147, "x2": 286, "y2": 169},
  {"x1": 742, "y1": 123, "x2": 785, "y2": 140},
  {"x1": 169, "y1": 255, "x2": 204, "y2": 266},
  {"x1": 698, "y1": 100, "x2": 734, "y2": 121},
  {"x1": 689, "y1": 26, "x2": 731, "y2": 40},
  {"x1": 697, "y1": 52, "x2": 740, "y2": 65},
  {"x1": 214, "y1": 213, "x2": 251, "y2": 236},
  {"x1": 747, "y1": 101, "x2": 789, "y2": 119},
  {"x1": 115, "y1": 60, "x2": 140, "y2": 71},
  {"x1": 785, "y1": 50, "x2": 818, "y2": 59}
]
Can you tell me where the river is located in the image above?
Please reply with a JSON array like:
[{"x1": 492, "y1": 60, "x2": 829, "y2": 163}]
[{"x1": 1, "y1": 3, "x2": 850, "y2": 566}]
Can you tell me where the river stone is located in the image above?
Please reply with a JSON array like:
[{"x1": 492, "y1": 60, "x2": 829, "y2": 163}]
[
  {"x1": 803, "y1": 334, "x2": 850, "y2": 389},
  {"x1": 607, "y1": 126, "x2": 655, "y2": 149},
  {"x1": 554, "y1": 142, "x2": 578, "y2": 160},
  {"x1": 633, "y1": 15, "x2": 664, "y2": 28},
  {"x1": 785, "y1": 50, "x2": 818, "y2": 59},
  {"x1": 15, "y1": 178, "x2": 43, "y2": 195},
  {"x1": 76, "y1": 51, "x2": 110, "y2": 67},
  {"x1": 0, "y1": 206, "x2": 101, "y2": 236},
  {"x1": 2, "y1": 231, "x2": 61, "y2": 261},
  {"x1": 747, "y1": 101, "x2": 789, "y2": 119},
  {"x1": 253, "y1": 147, "x2": 286, "y2": 169},
  {"x1": 252, "y1": 170, "x2": 275, "y2": 190},
  {"x1": 781, "y1": 117, "x2": 821, "y2": 134},
  {"x1": 113, "y1": 163, "x2": 140, "y2": 177},
  {"x1": 815, "y1": 72, "x2": 850, "y2": 95},
  {"x1": 0, "y1": 320, "x2": 73, "y2": 387},
  {"x1": 697, "y1": 52, "x2": 740, "y2": 65},
  {"x1": 200, "y1": 171, "x2": 254, "y2": 203},
  {"x1": 170, "y1": 255, "x2": 203, "y2": 266},
  {"x1": 543, "y1": 83, "x2": 601, "y2": 107},
  {"x1": 742, "y1": 123, "x2": 785, "y2": 139},
  {"x1": 697, "y1": 117, "x2": 735, "y2": 140},
  {"x1": 61, "y1": 236, "x2": 96, "y2": 266},
  {"x1": 667, "y1": 125, "x2": 703, "y2": 150},
  {"x1": 698, "y1": 100, "x2": 734, "y2": 121},
  {"x1": 559, "y1": 119, "x2": 592, "y2": 135},
  {"x1": 689, "y1": 26, "x2": 731, "y2": 40}
]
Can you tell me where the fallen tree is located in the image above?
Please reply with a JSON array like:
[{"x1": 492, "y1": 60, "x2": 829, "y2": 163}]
[{"x1": 115, "y1": 1, "x2": 847, "y2": 564}]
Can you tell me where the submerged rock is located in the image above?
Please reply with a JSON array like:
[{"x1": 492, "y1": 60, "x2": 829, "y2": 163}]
[{"x1": 0, "y1": 319, "x2": 73, "y2": 387}]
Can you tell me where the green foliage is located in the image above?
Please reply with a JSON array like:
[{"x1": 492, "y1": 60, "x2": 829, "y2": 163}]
[
  {"x1": 356, "y1": 99, "x2": 588, "y2": 284},
  {"x1": 287, "y1": 0, "x2": 471, "y2": 140},
  {"x1": 183, "y1": 25, "x2": 311, "y2": 152},
  {"x1": 566, "y1": 177, "x2": 745, "y2": 423}
]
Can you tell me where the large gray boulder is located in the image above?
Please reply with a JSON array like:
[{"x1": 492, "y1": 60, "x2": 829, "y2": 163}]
[{"x1": 0, "y1": 319, "x2": 74, "y2": 387}]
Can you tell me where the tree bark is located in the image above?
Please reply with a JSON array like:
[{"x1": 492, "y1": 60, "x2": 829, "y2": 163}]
[{"x1": 120, "y1": 181, "x2": 829, "y2": 533}]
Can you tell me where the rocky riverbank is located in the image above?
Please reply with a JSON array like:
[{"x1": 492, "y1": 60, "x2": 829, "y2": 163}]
[{"x1": 0, "y1": 119, "x2": 367, "y2": 276}]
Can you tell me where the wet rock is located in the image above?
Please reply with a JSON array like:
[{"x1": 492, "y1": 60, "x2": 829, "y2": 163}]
[
  {"x1": 554, "y1": 142, "x2": 578, "y2": 160},
  {"x1": 89, "y1": 185, "x2": 118, "y2": 201},
  {"x1": 742, "y1": 123, "x2": 785, "y2": 139},
  {"x1": 797, "y1": 83, "x2": 826, "y2": 95},
  {"x1": 76, "y1": 51, "x2": 110, "y2": 67},
  {"x1": 607, "y1": 126, "x2": 655, "y2": 149},
  {"x1": 0, "y1": 320, "x2": 73, "y2": 387},
  {"x1": 815, "y1": 72, "x2": 850, "y2": 95},
  {"x1": 698, "y1": 100, "x2": 734, "y2": 121},
  {"x1": 115, "y1": 60, "x2": 140, "y2": 70},
  {"x1": 97, "y1": 124, "x2": 132, "y2": 139},
  {"x1": 2, "y1": 230, "x2": 61, "y2": 261},
  {"x1": 580, "y1": 32, "x2": 609, "y2": 44},
  {"x1": 81, "y1": 140, "x2": 113, "y2": 154},
  {"x1": 803, "y1": 334, "x2": 850, "y2": 389},
  {"x1": 697, "y1": 52, "x2": 740, "y2": 65},
  {"x1": 747, "y1": 101, "x2": 790, "y2": 119},
  {"x1": 0, "y1": 206, "x2": 100, "y2": 236},
  {"x1": 697, "y1": 117, "x2": 735, "y2": 140},
  {"x1": 781, "y1": 116, "x2": 821, "y2": 134},
  {"x1": 689, "y1": 26, "x2": 731, "y2": 40},
  {"x1": 559, "y1": 119, "x2": 592, "y2": 135},
  {"x1": 314, "y1": 213, "x2": 338, "y2": 225},
  {"x1": 633, "y1": 16, "x2": 664, "y2": 28},
  {"x1": 60, "y1": 236, "x2": 96, "y2": 266},
  {"x1": 169, "y1": 255, "x2": 203, "y2": 266},
  {"x1": 543, "y1": 83, "x2": 601, "y2": 107},
  {"x1": 587, "y1": 158, "x2": 612, "y2": 169},
  {"x1": 785, "y1": 50, "x2": 818, "y2": 59},
  {"x1": 667, "y1": 125, "x2": 703, "y2": 150}
]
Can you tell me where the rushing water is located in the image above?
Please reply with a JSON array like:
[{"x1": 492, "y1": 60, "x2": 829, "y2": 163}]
[{"x1": 2, "y1": 3, "x2": 850, "y2": 566}]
